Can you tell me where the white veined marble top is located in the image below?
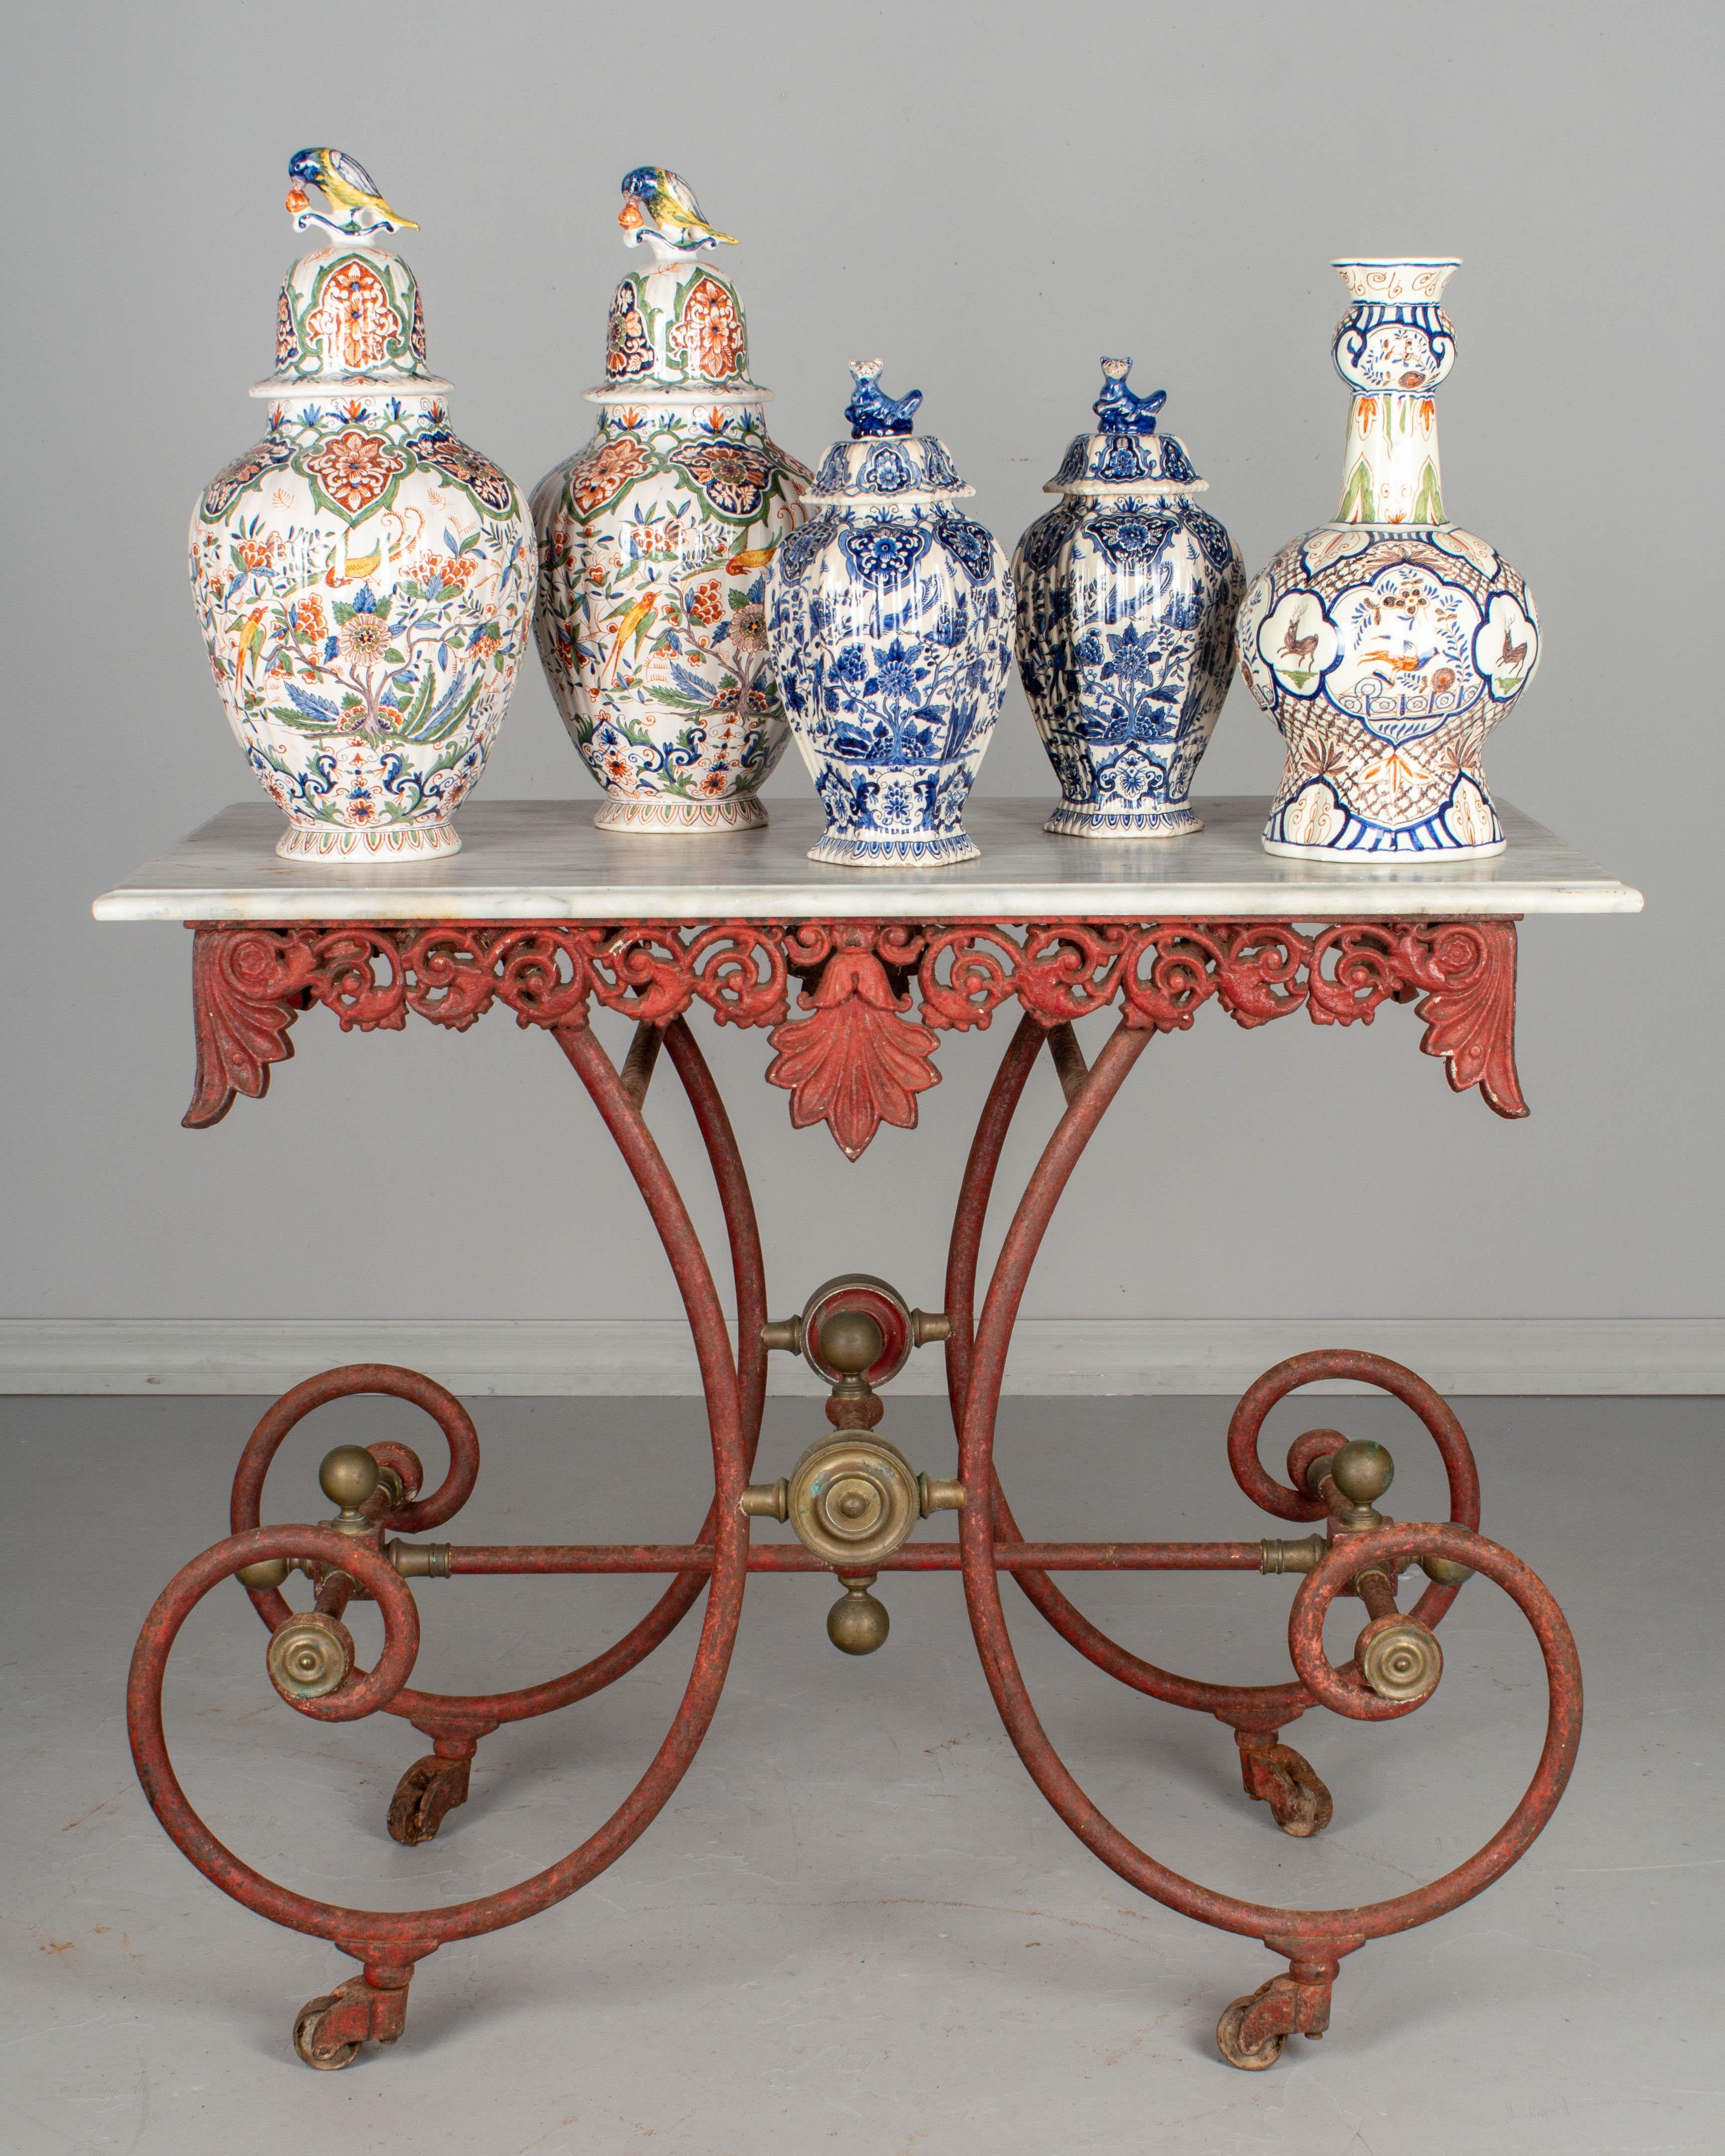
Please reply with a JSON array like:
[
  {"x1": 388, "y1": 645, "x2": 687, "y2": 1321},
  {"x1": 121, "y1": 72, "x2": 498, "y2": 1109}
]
[{"x1": 93, "y1": 798, "x2": 1642, "y2": 924}]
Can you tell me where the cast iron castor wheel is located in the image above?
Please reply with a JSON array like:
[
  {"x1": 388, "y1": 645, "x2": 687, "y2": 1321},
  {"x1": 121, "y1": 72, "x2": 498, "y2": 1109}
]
[
  {"x1": 289, "y1": 1968, "x2": 414, "y2": 2067},
  {"x1": 1258, "y1": 1744, "x2": 1333, "y2": 1838},
  {"x1": 293, "y1": 1992, "x2": 361, "y2": 2071},
  {"x1": 1237, "y1": 1734, "x2": 1334, "y2": 1838},
  {"x1": 1215, "y1": 1990, "x2": 1286, "y2": 2070},
  {"x1": 388, "y1": 1751, "x2": 472, "y2": 1845}
]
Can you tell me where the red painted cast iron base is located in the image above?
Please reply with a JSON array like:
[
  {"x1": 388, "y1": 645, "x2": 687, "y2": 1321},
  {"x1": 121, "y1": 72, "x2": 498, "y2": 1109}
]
[{"x1": 128, "y1": 923, "x2": 1579, "y2": 2072}]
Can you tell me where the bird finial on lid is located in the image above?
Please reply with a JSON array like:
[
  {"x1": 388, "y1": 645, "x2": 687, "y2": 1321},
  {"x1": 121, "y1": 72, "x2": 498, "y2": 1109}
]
[
  {"x1": 285, "y1": 149, "x2": 418, "y2": 237},
  {"x1": 845, "y1": 359, "x2": 923, "y2": 439},
  {"x1": 618, "y1": 167, "x2": 737, "y2": 266},
  {"x1": 1093, "y1": 357, "x2": 1166, "y2": 436}
]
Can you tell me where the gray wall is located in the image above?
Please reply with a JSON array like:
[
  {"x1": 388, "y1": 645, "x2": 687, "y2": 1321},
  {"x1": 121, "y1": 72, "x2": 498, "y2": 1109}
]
[{"x1": 3, "y1": 0, "x2": 1718, "y2": 1338}]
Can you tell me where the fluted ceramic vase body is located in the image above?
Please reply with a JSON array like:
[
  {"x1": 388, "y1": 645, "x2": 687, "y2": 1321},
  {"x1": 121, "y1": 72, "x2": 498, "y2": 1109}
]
[
  {"x1": 1237, "y1": 259, "x2": 1539, "y2": 858},
  {"x1": 190, "y1": 181, "x2": 534, "y2": 859},
  {"x1": 766, "y1": 406, "x2": 1013, "y2": 866},
  {"x1": 532, "y1": 177, "x2": 810, "y2": 831},
  {"x1": 1014, "y1": 367, "x2": 1243, "y2": 837}
]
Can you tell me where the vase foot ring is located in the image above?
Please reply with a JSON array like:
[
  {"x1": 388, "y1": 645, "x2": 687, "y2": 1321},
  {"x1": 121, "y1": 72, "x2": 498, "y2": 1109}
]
[
  {"x1": 1043, "y1": 807, "x2": 1202, "y2": 840},
  {"x1": 1260, "y1": 834, "x2": 1506, "y2": 862},
  {"x1": 594, "y1": 796, "x2": 768, "y2": 834},
  {"x1": 805, "y1": 835, "x2": 980, "y2": 868},
  {"x1": 276, "y1": 822, "x2": 460, "y2": 861}
]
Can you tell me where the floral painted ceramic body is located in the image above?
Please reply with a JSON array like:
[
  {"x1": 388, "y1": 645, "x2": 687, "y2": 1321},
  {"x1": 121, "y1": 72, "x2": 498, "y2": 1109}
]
[
  {"x1": 1014, "y1": 362, "x2": 1243, "y2": 838},
  {"x1": 532, "y1": 170, "x2": 811, "y2": 832},
  {"x1": 765, "y1": 365, "x2": 1014, "y2": 866},
  {"x1": 189, "y1": 152, "x2": 534, "y2": 859},
  {"x1": 1237, "y1": 260, "x2": 1539, "y2": 859}
]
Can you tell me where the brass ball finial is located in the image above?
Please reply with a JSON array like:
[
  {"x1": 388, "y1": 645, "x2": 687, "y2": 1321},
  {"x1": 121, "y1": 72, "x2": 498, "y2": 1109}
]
[
  {"x1": 827, "y1": 1577, "x2": 890, "y2": 1654},
  {"x1": 818, "y1": 1310, "x2": 884, "y2": 1377},
  {"x1": 1329, "y1": 1439, "x2": 1394, "y2": 1508},
  {"x1": 319, "y1": 1444, "x2": 381, "y2": 1511}
]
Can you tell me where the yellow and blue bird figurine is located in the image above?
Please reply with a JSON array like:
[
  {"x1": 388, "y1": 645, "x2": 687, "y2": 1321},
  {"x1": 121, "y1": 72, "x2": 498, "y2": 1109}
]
[
  {"x1": 617, "y1": 166, "x2": 735, "y2": 264},
  {"x1": 285, "y1": 148, "x2": 418, "y2": 237}
]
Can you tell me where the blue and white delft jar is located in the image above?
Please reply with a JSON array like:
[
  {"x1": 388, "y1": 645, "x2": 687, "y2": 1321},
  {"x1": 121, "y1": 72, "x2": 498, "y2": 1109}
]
[
  {"x1": 764, "y1": 363, "x2": 1013, "y2": 866},
  {"x1": 1013, "y1": 361, "x2": 1243, "y2": 837},
  {"x1": 189, "y1": 150, "x2": 535, "y2": 859},
  {"x1": 1237, "y1": 259, "x2": 1540, "y2": 858}
]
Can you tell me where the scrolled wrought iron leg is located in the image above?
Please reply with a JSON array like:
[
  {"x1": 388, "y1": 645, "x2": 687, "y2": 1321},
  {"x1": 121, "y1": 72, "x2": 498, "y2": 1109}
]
[{"x1": 128, "y1": 1023, "x2": 753, "y2": 2067}]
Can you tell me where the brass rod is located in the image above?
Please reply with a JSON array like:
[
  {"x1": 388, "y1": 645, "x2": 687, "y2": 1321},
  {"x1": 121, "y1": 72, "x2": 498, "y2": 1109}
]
[{"x1": 443, "y1": 1540, "x2": 1267, "y2": 1575}]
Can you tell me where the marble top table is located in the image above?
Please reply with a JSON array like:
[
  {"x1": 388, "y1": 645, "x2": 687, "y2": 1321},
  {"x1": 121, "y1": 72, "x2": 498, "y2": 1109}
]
[
  {"x1": 94, "y1": 797, "x2": 1641, "y2": 923},
  {"x1": 94, "y1": 797, "x2": 1641, "y2": 1146}
]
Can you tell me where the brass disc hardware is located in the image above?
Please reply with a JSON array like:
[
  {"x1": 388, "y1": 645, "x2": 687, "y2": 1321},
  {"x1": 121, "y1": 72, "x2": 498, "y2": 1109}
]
[
  {"x1": 1357, "y1": 1614, "x2": 1443, "y2": 1702},
  {"x1": 266, "y1": 1610, "x2": 355, "y2": 1701},
  {"x1": 787, "y1": 1433, "x2": 920, "y2": 1568},
  {"x1": 827, "y1": 1573, "x2": 890, "y2": 1655}
]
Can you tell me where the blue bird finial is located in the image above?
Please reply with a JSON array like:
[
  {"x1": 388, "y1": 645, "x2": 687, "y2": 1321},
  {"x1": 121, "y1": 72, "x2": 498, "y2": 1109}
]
[
  {"x1": 1093, "y1": 358, "x2": 1166, "y2": 436},
  {"x1": 845, "y1": 359, "x2": 923, "y2": 439}
]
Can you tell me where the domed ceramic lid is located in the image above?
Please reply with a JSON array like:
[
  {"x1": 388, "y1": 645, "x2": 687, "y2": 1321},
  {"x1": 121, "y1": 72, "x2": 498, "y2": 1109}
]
[
  {"x1": 801, "y1": 362, "x2": 974, "y2": 506},
  {"x1": 1043, "y1": 359, "x2": 1207, "y2": 494},
  {"x1": 252, "y1": 148, "x2": 451, "y2": 399},
  {"x1": 585, "y1": 167, "x2": 768, "y2": 405}
]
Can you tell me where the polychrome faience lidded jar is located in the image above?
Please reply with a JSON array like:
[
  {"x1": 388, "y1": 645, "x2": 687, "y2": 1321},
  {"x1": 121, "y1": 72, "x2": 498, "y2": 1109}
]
[
  {"x1": 531, "y1": 169, "x2": 812, "y2": 833},
  {"x1": 188, "y1": 150, "x2": 536, "y2": 859},
  {"x1": 1237, "y1": 259, "x2": 1539, "y2": 859},
  {"x1": 764, "y1": 363, "x2": 1014, "y2": 866},
  {"x1": 1013, "y1": 361, "x2": 1243, "y2": 838}
]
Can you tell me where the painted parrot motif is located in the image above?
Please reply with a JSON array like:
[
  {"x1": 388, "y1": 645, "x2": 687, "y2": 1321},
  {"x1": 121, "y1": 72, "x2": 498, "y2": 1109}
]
[
  {"x1": 286, "y1": 149, "x2": 418, "y2": 237},
  {"x1": 617, "y1": 167, "x2": 736, "y2": 261}
]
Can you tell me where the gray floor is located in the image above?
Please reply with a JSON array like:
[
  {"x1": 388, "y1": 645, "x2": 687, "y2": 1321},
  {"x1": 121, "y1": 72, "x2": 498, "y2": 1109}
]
[{"x1": 3, "y1": 1393, "x2": 1720, "y2": 2155}]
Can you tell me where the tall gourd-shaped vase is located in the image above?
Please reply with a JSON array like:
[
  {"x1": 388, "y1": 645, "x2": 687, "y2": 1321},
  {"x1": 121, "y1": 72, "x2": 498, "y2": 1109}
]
[
  {"x1": 765, "y1": 363, "x2": 1014, "y2": 865},
  {"x1": 1237, "y1": 259, "x2": 1539, "y2": 858},
  {"x1": 1013, "y1": 360, "x2": 1243, "y2": 837},
  {"x1": 532, "y1": 169, "x2": 812, "y2": 832},
  {"x1": 188, "y1": 150, "x2": 536, "y2": 858}
]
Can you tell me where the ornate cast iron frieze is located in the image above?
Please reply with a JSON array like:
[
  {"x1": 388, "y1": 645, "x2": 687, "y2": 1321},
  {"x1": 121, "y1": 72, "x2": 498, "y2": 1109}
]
[{"x1": 184, "y1": 914, "x2": 1525, "y2": 1150}]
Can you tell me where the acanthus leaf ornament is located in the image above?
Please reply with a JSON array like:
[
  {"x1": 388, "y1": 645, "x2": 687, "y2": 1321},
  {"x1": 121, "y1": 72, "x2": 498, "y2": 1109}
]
[{"x1": 766, "y1": 925, "x2": 940, "y2": 1158}]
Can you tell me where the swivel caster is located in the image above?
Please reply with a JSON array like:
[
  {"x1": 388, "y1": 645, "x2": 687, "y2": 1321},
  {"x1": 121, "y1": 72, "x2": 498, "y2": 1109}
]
[
  {"x1": 289, "y1": 1965, "x2": 416, "y2": 2069},
  {"x1": 1236, "y1": 1733, "x2": 1333, "y2": 1838},
  {"x1": 1215, "y1": 1984, "x2": 1288, "y2": 2071},
  {"x1": 293, "y1": 1991, "x2": 363, "y2": 2071},
  {"x1": 1213, "y1": 1957, "x2": 1337, "y2": 2070},
  {"x1": 387, "y1": 1751, "x2": 473, "y2": 1845}
]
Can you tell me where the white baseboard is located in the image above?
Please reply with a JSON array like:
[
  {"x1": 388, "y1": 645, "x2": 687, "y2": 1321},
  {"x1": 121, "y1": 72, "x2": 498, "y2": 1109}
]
[{"x1": 0, "y1": 1317, "x2": 1718, "y2": 1396}]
